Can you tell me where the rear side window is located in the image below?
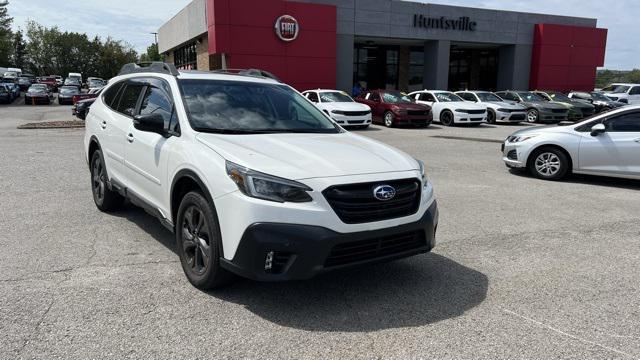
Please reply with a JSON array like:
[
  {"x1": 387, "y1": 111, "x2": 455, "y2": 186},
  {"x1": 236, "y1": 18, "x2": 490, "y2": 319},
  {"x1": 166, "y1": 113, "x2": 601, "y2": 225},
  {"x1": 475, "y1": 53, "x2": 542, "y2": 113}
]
[
  {"x1": 103, "y1": 83, "x2": 124, "y2": 108},
  {"x1": 605, "y1": 112, "x2": 640, "y2": 132},
  {"x1": 139, "y1": 86, "x2": 174, "y2": 128},
  {"x1": 116, "y1": 84, "x2": 144, "y2": 117}
]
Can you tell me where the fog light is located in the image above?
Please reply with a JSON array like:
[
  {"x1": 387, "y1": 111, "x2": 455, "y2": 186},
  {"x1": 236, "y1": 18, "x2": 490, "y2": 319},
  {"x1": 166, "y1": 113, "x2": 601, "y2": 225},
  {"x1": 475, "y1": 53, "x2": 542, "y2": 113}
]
[{"x1": 264, "y1": 251, "x2": 274, "y2": 271}]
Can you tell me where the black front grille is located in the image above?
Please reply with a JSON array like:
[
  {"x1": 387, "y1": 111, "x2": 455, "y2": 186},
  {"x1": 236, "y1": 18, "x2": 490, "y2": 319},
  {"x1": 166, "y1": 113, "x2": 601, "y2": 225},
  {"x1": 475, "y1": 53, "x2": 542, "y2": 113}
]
[
  {"x1": 467, "y1": 109, "x2": 486, "y2": 115},
  {"x1": 342, "y1": 110, "x2": 370, "y2": 116},
  {"x1": 510, "y1": 114, "x2": 526, "y2": 120},
  {"x1": 323, "y1": 178, "x2": 421, "y2": 224},
  {"x1": 325, "y1": 230, "x2": 426, "y2": 267},
  {"x1": 408, "y1": 110, "x2": 428, "y2": 116}
]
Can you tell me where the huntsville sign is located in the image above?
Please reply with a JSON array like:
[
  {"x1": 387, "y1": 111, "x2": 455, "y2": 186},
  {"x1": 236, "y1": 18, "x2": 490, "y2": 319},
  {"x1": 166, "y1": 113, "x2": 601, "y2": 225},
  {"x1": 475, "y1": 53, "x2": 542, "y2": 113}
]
[{"x1": 413, "y1": 14, "x2": 477, "y2": 32}]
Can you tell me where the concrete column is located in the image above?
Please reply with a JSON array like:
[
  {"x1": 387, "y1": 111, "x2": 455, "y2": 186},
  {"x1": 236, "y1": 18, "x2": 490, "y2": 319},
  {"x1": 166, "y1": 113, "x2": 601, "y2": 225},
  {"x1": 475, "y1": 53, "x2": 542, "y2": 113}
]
[
  {"x1": 398, "y1": 46, "x2": 410, "y2": 92},
  {"x1": 336, "y1": 34, "x2": 355, "y2": 92},
  {"x1": 497, "y1": 44, "x2": 533, "y2": 90},
  {"x1": 423, "y1": 40, "x2": 450, "y2": 90}
]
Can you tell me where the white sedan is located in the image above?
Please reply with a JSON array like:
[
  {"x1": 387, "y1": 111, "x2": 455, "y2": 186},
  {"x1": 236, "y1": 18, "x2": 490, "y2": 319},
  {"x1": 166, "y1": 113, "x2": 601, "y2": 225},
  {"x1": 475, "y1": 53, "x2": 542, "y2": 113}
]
[
  {"x1": 502, "y1": 105, "x2": 640, "y2": 180},
  {"x1": 455, "y1": 91, "x2": 527, "y2": 124},
  {"x1": 302, "y1": 89, "x2": 372, "y2": 129},
  {"x1": 409, "y1": 90, "x2": 487, "y2": 126}
]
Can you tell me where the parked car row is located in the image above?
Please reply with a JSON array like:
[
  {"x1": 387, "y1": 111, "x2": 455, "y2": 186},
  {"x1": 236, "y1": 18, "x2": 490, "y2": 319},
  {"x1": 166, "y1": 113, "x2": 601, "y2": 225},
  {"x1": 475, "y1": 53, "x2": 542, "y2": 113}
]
[{"x1": 301, "y1": 85, "x2": 635, "y2": 130}]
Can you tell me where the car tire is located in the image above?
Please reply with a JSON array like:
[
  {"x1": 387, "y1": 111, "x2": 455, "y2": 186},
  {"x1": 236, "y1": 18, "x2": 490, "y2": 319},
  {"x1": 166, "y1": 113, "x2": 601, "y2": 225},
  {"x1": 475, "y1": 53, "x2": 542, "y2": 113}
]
[
  {"x1": 90, "y1": 150, "x2": 124, "y2": 212},
  {"x1": 440, "y1": 110, "x2": 454, "y2": 127},
  {"x1": 487, "y1": 109, "x2": 496, "y2": 124},
  {"x1": 383, "y1": 111, "x2": 395, "y2": 127},
  {"x1": 176, "y1": 191, "x2": 234, "y2": 290},
  {"x1": 528, "y1": 147, "x2": 569, "y2": 181},
  {"x1": 526, "y1": 109, "x2": 539, "y2": 123}
]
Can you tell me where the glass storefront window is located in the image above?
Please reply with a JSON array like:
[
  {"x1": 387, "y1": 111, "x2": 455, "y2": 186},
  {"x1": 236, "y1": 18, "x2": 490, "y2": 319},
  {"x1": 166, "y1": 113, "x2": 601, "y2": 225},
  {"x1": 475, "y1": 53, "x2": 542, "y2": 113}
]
[{"x1": 409, "y1": 48, "x2": 424, "y2": 91}]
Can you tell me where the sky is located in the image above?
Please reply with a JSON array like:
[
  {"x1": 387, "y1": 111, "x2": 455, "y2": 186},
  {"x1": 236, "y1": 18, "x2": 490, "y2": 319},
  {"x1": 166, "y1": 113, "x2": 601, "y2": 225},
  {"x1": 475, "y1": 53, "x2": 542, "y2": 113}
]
[{"x1": 6, "y1": 0, "x2": 638, "y2": 70}]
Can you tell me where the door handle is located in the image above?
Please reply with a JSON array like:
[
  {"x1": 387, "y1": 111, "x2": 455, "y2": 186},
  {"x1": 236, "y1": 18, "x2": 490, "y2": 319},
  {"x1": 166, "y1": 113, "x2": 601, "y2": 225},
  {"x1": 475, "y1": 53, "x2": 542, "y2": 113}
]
[
  {"x1": 100, "y1": 121, "x2": 107, "y2": 129},
  {"x1": 127, "y1": 133, "x2": 134, "y2": 143}
]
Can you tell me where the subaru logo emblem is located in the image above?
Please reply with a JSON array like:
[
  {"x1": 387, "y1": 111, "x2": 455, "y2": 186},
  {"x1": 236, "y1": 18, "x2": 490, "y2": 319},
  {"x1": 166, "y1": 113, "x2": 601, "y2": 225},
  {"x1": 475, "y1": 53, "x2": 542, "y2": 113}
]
[{"x1": 373, "y1": 185, "x2": 396, "y2": 201}]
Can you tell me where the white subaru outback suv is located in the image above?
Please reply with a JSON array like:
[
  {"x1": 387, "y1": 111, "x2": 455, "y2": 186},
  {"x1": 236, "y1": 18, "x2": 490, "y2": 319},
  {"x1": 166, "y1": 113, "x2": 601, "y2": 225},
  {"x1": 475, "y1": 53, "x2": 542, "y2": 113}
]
[{"x1": 84, "y1": 63, "x2": 438, "y2": 289}]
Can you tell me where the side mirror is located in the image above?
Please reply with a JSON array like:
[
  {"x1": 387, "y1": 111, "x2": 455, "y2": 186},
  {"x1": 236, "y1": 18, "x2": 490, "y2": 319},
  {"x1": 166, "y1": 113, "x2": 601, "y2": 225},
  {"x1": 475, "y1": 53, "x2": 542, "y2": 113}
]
[
  {"x1": 590, "y1": 123, "x2": 606, "y2": 136},
  {"x1": 133, "y1": 113, "x2": 166, "y2": 135}
]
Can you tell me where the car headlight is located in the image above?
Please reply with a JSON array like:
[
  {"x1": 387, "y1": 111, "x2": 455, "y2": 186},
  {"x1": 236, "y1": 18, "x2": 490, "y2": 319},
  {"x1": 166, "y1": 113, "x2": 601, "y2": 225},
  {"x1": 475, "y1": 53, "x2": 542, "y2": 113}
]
[
  {"x1": 331, "y1": 110, "x2": 345, "y2": 115},
  {"x1": 506, "y1": 134, "x2": 539, "y2": 143},
  {"x1": 416, "y1": 159, "x2": 434, "y2": 199},
  {"x1": 226, "y1": 161, "x2": 312, "y2": 203},
  {"x1": 619, "y1": 98, "x2": 628, "y2": 104},
  {"x1": 454, "y1": 109, "x2": 468, "y2": 113},
  {"x1": 496, "y1": 108, "x2": 510, "y2": 112}
]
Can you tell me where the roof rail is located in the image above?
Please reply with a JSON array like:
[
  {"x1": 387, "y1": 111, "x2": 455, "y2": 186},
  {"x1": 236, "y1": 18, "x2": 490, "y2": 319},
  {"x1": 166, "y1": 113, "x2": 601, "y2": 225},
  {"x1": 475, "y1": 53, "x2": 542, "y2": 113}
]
[
  {"x1": 118, "y1": 62, "x2": 180, "y2": 77},
  {"x1": 211, "y1": 68, "x2": 281, "y2": 82}
]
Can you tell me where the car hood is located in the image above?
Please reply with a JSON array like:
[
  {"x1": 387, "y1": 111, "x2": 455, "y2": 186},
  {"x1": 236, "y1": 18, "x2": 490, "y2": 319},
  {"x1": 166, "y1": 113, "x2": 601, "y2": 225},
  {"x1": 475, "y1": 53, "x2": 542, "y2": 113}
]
[
  {"x1": 485, "y1": 101, "x2": 525, "y2": 110},
  {"x1": 321, "y1": 102, "x2": 371, "y2": 111},
  {"x1": 446, "y1": 101, "x2": 486, "y2": 110},
  {"x1": 523, "y1": 101, "x2": 568, "y2": 109},
  {"x1": 554, "y1": 100, "x2": 594, "y2": 109},
  {"x1": 196, "y1": 132, "x2": 417, "y2": 180},
  {"x1": 391, "y1": 103, "x2": 430, "y2": 110}
]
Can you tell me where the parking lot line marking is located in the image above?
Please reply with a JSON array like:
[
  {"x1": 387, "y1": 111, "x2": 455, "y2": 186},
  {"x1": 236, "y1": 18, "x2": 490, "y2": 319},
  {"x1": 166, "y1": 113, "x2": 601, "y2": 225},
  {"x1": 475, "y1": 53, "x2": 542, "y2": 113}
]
[
  {"x1": 502, "y1": 308, "x2": 633, "y2": 358},
  {"x1": 430, "y1": 135, "x2": 503, "y2": 144}
]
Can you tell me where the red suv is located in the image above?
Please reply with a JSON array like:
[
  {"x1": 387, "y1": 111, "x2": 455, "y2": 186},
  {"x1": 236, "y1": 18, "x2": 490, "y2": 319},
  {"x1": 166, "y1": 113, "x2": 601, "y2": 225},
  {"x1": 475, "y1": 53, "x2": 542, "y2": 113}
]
[
  {"x1": 356, "y1": 90, "x2": 432, "y2": 127},
  {"x1": 37, "y1": 77, "x2": 58, "y2": 92}
]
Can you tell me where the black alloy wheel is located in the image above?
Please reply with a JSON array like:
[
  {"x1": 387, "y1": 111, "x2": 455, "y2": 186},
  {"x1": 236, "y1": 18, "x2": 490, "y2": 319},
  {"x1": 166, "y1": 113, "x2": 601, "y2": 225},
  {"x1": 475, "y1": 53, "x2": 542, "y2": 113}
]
[
  {"x1": 90, "y1": 150, "x2": 123, "y2": 211},
  {"x1": 176, "y1": 191, "x2": 233, "y2": 289},
  {"x1": 487, "y1": 109, "x2": 496, "y2": 124},
  {"x1": 440, "y1": 110, "x2": 454, "y2": 127}
]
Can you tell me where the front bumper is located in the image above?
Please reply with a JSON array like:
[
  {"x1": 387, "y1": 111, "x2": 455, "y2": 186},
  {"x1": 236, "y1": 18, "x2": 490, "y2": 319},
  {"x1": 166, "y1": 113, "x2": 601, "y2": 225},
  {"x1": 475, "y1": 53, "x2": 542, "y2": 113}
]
[
  {"x1": 220, "y1": 201, "x2": 438, "y2": 281},
  {"x1": 394, "y1": 113, "x2": 432, "y2": 125},
  {"x1": 538, "y1": 110, "x2": 567, "y2": 122},
  {"x1": 496, "y1": 110, "x2": 526, "y2": 122},
  {"x1": 501, "y1": 141, "x2": 529, "y2": 168},
  {"x1": 331, "y1": 113, "x2": 372, "y2": 127},
  {"x1": 453, "y1": 112, "x2": 486, "y2": 123}
]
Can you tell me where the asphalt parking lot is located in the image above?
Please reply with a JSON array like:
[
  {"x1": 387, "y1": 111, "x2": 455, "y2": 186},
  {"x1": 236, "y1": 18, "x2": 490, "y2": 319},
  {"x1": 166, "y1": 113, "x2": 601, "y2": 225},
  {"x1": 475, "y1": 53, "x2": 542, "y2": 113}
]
[{"x1": 1, "y1": 101, "x2": 639, "y2": 359}]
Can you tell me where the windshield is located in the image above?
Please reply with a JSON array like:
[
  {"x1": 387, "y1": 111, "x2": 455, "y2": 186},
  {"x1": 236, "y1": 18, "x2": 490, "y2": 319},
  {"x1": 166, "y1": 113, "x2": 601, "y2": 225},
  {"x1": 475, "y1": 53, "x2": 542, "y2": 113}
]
[
  {"x1": 29, "y1": 85, "x2": 47, "y2": 92},
  {"x1": 319, "y1": 91, "x2": 353, "y2": 103},
  {"x1": 60, "y1": 87, "x2": 78, "y2": 94},
  {"x1": 476, "y1": 92, "x2": 502, "y2": 102},
  {"x1": 435, "y1": 92, "x2": 463, "y2": 102},
  {"x1": 549, "y1": 92, "x2": 572, "y2": 102},
  {"x1": 89, "y1": 80, "x2": 103, "y2": 87},
  {"x1": 178, "y1": 79, "x2": 340, "y2": 134},
  {"x1": 591, "y1": 92, "x2": 610, "y2": 101},
  {"x1": 65, "y1": 78, "x2": 80, "y2": 84},
  {"x1": 517, "y1": 91, "x2": 544, "y2": 102},
  {"x1": 601, "y1": 85, "x2": 630, "y2": 93},
  {"x1": 381, "y1": 91, "x2": 413, "y2": 104}
]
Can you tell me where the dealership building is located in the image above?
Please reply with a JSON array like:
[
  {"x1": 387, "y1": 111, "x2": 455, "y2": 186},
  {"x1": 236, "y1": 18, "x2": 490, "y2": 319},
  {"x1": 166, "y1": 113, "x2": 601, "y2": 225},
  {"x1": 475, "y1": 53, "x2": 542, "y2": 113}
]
[{"x1": 158, "y1": 0, "x2": 607, "y2": 92}]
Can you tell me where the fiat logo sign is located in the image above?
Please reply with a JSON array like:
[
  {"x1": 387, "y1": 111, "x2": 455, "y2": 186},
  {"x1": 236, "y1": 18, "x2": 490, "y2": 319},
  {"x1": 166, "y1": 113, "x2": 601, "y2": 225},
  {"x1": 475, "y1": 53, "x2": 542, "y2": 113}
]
[{"x1": 275, "y1": 15, "x2": 299, "y2": 42}]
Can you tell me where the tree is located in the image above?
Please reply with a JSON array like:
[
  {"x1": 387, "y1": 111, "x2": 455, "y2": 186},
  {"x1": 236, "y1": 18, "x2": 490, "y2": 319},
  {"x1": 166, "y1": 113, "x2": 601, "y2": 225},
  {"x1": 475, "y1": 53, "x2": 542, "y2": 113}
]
[
  {"x1": 23, "y1": 21, "x2": 138, "y2": 78},
  {"x1": 139, "y1": 42, "x2": 161, "y2": 62},
  {"x1": 11, "y1": 29, "x2": 25, "y2": 69},
  {"x1": 0, "y1": 0, "x2": 13, "y2": 67}
]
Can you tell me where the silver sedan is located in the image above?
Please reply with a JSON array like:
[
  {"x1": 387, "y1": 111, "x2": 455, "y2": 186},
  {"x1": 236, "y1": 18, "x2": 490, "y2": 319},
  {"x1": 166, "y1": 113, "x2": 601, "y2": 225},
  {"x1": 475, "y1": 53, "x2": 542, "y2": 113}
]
[{"x1": 502, "y1": 105, "x2": 640, "y2": 180}]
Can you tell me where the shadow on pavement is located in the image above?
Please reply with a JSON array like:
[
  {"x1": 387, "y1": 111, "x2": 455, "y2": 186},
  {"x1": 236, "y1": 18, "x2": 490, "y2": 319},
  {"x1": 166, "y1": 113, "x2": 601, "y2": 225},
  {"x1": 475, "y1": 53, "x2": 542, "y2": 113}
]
[
  {"x1": 110, "y1": 205, "x2": 488, "y2": 332},
  {"x1": 508, "y1": 168, "x2": 640, "y2": 190},
  {"x1": 210, "y1": 253, "x2": 488, "y2": 332}
]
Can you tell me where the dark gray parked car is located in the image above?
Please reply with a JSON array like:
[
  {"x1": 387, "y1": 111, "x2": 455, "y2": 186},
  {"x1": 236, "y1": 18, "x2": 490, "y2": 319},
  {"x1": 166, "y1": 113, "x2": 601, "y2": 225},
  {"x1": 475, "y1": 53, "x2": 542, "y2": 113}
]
[
  {"x1": 58, "y1": 86, "x2": 81, "y2": 105},
  {"x1": 568, "y1": 91, "x2": 626, "y2": 114},
  {"x1": 495, "y1": 91, "x2": 570, "y2": 123}
]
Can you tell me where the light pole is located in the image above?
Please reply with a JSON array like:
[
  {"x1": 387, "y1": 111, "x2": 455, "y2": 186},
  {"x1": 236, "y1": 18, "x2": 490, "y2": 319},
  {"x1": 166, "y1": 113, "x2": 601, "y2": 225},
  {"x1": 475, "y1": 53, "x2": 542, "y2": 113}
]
[{"x1": 149, "y1": 32, "x2": 161, "y2": 61}]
